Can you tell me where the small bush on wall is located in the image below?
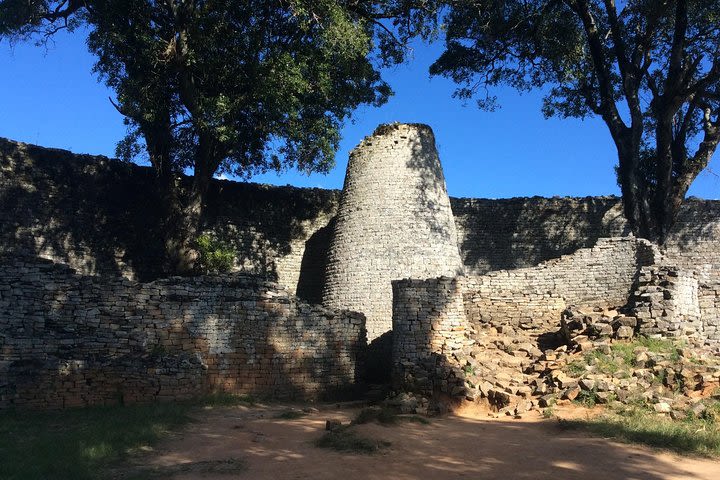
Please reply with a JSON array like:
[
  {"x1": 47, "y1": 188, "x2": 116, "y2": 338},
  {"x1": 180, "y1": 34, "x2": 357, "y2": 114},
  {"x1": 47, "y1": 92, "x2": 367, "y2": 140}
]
[{"x1": 196, "y1": 233, "x2": 235, "y2": 274}]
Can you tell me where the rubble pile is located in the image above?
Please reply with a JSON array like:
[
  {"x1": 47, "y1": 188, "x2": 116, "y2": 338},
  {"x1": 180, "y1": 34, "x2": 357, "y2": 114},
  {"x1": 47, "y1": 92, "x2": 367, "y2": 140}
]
[{"x1": 390, "y1": 305, "x2": 720, "y2": 418}]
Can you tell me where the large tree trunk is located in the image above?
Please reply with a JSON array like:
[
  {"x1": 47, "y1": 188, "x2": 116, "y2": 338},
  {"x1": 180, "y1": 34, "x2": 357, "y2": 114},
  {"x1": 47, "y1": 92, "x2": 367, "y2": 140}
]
[
  {"x1": 654, "y1": 110, "x2": 679, "y2": 244},
  {"x1": 613, "y1": 129, "x2": 661, "y2": 243},
  {"x1": 139, "y1": 122, "x2": 195, "y2": 275},
  {"x1": 168, "y1": 172, "x2": 211, "y2": 274},
  {"x1": 165, "y1": 135, "x2": 220, "y2": 275}
]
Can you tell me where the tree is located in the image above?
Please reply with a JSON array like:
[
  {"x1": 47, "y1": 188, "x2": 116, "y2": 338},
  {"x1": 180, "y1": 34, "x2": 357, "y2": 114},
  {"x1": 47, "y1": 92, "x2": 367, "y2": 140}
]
[
  {"x1": 430, "y1": 0, "x2": 720, "y2": 243},
  {"x1": 1, "y1": 0, "x2": 427, "y2": 272}
]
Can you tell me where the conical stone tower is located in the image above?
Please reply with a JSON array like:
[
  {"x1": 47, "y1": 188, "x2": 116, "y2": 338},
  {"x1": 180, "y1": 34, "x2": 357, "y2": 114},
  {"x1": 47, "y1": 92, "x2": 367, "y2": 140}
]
[{"x1": 322, "y1": 123, "x2": 463, "y2": 340}]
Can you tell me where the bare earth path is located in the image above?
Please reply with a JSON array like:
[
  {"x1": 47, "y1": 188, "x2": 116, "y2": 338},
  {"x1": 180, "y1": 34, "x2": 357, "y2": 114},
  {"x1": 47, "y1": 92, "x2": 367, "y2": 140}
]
[{"x1": 125, "y1": 404, "x2": 720, "y2": 480}]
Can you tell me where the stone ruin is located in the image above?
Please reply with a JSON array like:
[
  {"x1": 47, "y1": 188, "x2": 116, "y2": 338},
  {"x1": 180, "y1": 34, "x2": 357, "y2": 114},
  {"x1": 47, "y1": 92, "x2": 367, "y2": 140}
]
[
  {"x1": 322, "y1": 124, "x2": 463, "y2": 340},
  {"x1": 1, "y1": 124, "x2": 720, "y2": 411}
]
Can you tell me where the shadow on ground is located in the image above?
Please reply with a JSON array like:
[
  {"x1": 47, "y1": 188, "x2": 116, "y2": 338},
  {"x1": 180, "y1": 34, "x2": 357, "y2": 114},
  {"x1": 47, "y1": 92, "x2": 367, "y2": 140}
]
[{"x1": 125, "y1": 405, "x2": 719, "y2": 480}]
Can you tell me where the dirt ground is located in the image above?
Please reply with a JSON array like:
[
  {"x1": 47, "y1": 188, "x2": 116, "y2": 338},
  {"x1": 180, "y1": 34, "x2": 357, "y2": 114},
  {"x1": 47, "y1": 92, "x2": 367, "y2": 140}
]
[{"x1": 121, "y1": 402, "x2": 720, "y2": 480}]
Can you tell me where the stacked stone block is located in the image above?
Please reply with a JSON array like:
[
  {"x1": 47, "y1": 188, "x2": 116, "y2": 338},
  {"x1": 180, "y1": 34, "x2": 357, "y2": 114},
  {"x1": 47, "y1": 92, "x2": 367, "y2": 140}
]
[
  {"x1": 0, "y1": 255, "x2": 366, "y2": 409},
  {"x1": 452, "y1": 196, "x2": 628, "y2": 274},
  {"x1": 323, "y1": 124, "x2": 463, "y2": 340},
  {"x1": 630, "y1": 266, "x2": 707, "y2": 340},
  {"x1": 4, "y1": 136, "x2": 720, "y2": 319},
  {"x1": 463, "y1": 237, "x2": 660, "y2": 330},
  {"x1": 391, "y1": 276, "x2": 473, "y2": 396},
  {"x1": 0, "y1": 137, "x2": 340, "y2": 295}
]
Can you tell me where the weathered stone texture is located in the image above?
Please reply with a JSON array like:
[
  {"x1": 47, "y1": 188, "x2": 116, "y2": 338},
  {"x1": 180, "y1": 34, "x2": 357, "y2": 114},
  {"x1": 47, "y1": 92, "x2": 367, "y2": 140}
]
[
  {"x1": 0, "y1": 256, "x2": 365, "y2": 409},
  {"x1": 630, "y1": 266, "x2": 719, "y2": 343},
  {"x1": 0, "y1": 137, "x2": 339, "y2": 300},
  {"x1": 453, "y1": 196, "x2": 720, "y2": 276},
  {"x1": 452, "y1": 196, "x2": 628, "y2": 274},
  {"x1": 391, "y1": 276, "x2": 473, "y2": 396},
  {"x1": 3, "y1": 137, "x2": 720, "y2": 307},
  {"x1": 322, "y1": 124, "x2": 463, "y2": 340},
  {"x1": 463, "y1": 237, "x2": 660, "y2": 329}
]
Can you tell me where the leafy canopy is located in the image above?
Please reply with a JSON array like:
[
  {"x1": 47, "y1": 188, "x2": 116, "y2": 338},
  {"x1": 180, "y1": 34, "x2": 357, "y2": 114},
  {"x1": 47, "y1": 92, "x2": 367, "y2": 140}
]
[
  {"x1": 94, "y1": 0, "x2": 393, "y2": 178},
  {"x1": 430, "y1": 1, "x2": 720, "y2": 240},
  {"x1": 1, "y1": 1, "x2": 417, "y2": 178}
]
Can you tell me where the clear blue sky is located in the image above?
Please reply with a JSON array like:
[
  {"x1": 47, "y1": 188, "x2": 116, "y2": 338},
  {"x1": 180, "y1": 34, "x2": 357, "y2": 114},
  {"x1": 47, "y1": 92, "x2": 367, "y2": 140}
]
[{"x1": 2, "y1": 27, "x2": 719, "y2": 199}]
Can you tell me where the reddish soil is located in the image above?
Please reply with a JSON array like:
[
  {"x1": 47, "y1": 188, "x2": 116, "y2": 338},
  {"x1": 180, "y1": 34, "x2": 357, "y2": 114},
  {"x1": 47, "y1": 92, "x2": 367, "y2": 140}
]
[{"x1": 125, "y1": 403, "x2": 720, "y2": 480}]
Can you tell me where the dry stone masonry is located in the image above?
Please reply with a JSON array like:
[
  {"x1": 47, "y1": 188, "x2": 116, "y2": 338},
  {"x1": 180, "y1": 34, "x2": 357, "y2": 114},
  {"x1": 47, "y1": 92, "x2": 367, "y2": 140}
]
[
  {"x1": 0, "y1": 137, "x2": 339, "y2": 298},
  {"x1": 391, "y1": 276, "x2": 474, "y2": 396},
  {"x1": 2, "y1": 127, "x2": 720, "y2": 412},
  {"x1": 463, "y1": 237, "x2": 660, "y2": 330},
  {"x1": 2, "y1": 136, "x2": 719, "y2": 303},
  {"x1": 322, "y1": 124, "x2": 463, "y2": 340},
  {"x1": 630, "y1": 266, "x2": 706, "y2": 340},
  {"x1": 0, "y1": 255, "x2": 365, "y2": 408}
]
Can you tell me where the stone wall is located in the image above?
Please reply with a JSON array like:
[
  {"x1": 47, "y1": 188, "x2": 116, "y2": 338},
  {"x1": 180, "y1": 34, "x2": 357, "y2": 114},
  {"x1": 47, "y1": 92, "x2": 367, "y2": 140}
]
[
  {"x1": 0, "y1": 137, "x2": 339, "y2": 300},
  {"x1": 463, "y1": 238, "x2": 661, "y2": 330},
  {"x1": 630, "y1": 266, "x2": 720, "y2": 344},
  {"x1": 391, "y1": 276, "x2": 472, "y2": 396},
  {"x1": 0, "y1": 256, "x2": 365, "y2": 409},
  {"x1": 451, "y1": 196, "x2": 628, "y2": 275},
  {"x1": 3, "y1": 137, "x2": 720, "y2": 305},
  {"x1": 322, "y1": 124, "x2": 463, "y2": 340}
]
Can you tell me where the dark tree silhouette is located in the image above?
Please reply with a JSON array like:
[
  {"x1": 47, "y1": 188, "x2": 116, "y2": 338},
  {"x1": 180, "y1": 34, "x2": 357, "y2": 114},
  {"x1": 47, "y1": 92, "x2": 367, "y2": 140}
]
[{"x1": 431, "y1": 0, "x2": 720, "y2": 243}]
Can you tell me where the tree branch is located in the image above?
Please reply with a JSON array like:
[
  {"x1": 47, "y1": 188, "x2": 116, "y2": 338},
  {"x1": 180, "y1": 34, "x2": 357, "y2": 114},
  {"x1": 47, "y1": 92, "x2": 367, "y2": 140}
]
[{"x1": 565, "y1": 0, "x2": 627, "y2": 138}]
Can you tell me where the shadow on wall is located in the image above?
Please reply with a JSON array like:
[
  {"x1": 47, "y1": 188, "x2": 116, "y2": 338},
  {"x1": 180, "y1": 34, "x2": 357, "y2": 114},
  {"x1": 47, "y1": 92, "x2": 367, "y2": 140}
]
[
  {"x1": 0, "y1": 140, "x2": 166, "y2": 280},
  {"x1": 402, "y1": 123, "x2": 458, "y2": 244},
  {"x1": 453, "y1": 196, "x2": 629, "y2": 274},
  {"x1": 203, "y1": 178, "x2": 338, "y2": 290},
  {"x1": 0, "y1": 138, "x2": 340, "y2": 285},
  {"x1": 0, "y1": 257, "x2": 365, "y2": 408},
  {"x1": 296, "y1": 219, "x2": 335, "y2": 304},
  {"x1": 365, "y1": 331, "x2": 393, "y2": 384},
  {"x1": 392, "y1": 277, "x2": 470, "y2": 400},
  {"x1": 666, "y1": 198, "x2": 720, "y2": 252}
]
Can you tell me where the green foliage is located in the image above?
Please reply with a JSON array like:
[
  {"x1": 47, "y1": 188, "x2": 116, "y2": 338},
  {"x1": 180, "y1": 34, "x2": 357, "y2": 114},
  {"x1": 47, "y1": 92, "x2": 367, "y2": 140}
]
[
  {"x1": 0, "y1": 403, "x2": 193, "y2": 480},
  {"x1": 542, "y1": 406, "x2": 556, "y2": 418},
  {"x1": 196, "y1": 233, "x2": 235, "y2": 274},
  {"x1": 431, "y1": 0, "x2": 720, "y2": 241},
  {"x1": 0, "y1": 393, "x2": 258, "y2": 479},
  {"x1": 0, "y1": 0, "x2": 416, "y2": 179},
  {"x1": 559, "y1": 403, "x2": 720, "y2": 457},
  {"x1": 566, "y1": 360, "x2": 587, "y2": 377},
  {"x1": 275, "y1": 410, "x2": 307, "y2": 420},
  {"x1": 0, "y1": 1, "x2": 437, "y2": 269},
  {"x1": 567, "y1": 337, "x2": 685, "y2": 378},
  {"x1": 586, "y1": 349, "x2": 625, "y2": 374},
  {"x1": 315, "y1": 426, "x2": 391, "y2": 454}
]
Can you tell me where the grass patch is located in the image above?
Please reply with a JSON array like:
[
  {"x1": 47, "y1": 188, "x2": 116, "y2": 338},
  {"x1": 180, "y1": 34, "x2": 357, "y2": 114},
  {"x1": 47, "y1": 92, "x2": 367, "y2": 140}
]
[
  {"x1": 201, "y1": 392, "x2": 256, "y2": 407},
  {"x1": 0, "y1": 402, "x2": 193, "y2": 480},
  {"x1": 353, "y1": 407, "x2": 430, "y2": 426},
  {"x1": 353, "y1": 407, "x2": 398, "y2": 425},
  {"x1": 566, "y1": 337, "x2": 686, "y2": 378},
  {"x1": 275, "y1": 410, "x2": 306, "y2": 420},
  {"x1": 566, "y1": 360, "x2": 587, "y2": 377},
  {"x1": 315, "y1": 427, "x2": 391, "y2": 454},
  {"x1": 0, "y1": 393, "x2": 256, "y2": 480},
  {"x1": 558, "y1": 402, "x2": 720, "y2": 457},
  {"x1": 611, "y1": 336, "x2": 682, "y2": 364}
]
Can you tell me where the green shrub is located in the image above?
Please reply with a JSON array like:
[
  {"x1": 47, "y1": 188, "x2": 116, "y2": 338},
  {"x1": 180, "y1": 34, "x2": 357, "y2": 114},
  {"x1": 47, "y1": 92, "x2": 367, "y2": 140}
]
[
  {"x1": 558, "y1": 405, "x2": 720, "y2": 457},
  {"x1": 315, "y1": 427, "x2": 390, "y2": 454},
  {"x1": 196, "y1": 233, "x2": 235, "y2": 274}
]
